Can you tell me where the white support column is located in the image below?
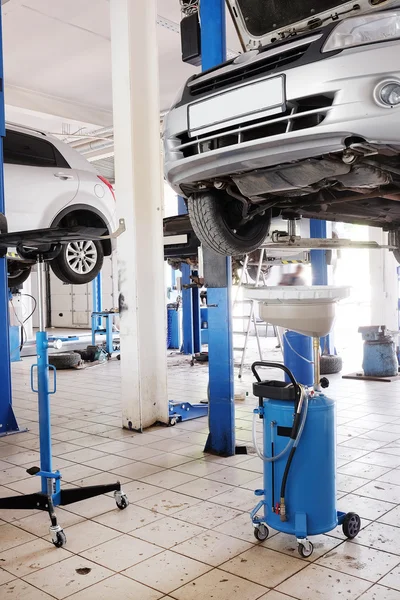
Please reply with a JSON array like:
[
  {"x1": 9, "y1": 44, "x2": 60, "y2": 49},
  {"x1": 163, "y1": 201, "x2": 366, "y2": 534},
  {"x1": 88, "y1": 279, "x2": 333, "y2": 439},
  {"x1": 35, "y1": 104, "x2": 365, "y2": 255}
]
[
  {"x1": 369, "y1": 228, "x2": 399, "y2": 332},
  {"x1": 110, "y1": 0, "x2": 168, "y2": 430}
]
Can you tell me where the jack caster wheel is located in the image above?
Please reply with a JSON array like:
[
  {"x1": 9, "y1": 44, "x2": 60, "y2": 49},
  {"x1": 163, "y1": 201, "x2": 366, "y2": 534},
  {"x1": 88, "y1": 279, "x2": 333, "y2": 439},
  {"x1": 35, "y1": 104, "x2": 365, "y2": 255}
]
[
  {"x1": 52, "y1": 530, "x2": 67, "y2": 548},
  {"x1": 298, "y1": 541, "x2": 314, "y2": 558},
  {"x1": 253, "y1": 524, "x2": 269, "y2": 541},
  {"x1": 342, "y1": 512, "x2": 361, "y2": 539},
  {"x1": 115, "y1": 491, "x2": 129, "y2": 510}
]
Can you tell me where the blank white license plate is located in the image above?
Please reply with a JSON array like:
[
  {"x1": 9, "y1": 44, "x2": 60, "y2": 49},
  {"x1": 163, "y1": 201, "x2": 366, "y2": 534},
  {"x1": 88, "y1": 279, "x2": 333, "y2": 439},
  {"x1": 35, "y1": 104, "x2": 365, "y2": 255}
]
[{"x1": 188, "y1": 75, "x2": 285, "y2": 137}]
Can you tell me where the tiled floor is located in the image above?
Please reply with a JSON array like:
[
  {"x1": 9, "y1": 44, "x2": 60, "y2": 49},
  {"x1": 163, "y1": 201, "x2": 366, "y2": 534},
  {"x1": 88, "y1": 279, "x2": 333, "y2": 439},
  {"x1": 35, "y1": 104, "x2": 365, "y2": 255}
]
[{"x1": 0, "y1": 348, "x2": 400, "y2": 599}]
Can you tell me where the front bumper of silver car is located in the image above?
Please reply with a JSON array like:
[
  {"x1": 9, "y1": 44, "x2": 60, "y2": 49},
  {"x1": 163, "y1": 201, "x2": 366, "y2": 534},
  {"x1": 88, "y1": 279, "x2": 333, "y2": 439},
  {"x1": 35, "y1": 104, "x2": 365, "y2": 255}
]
[{"x1": 164, "y1": 39, "x2": 400, "y2": 194}]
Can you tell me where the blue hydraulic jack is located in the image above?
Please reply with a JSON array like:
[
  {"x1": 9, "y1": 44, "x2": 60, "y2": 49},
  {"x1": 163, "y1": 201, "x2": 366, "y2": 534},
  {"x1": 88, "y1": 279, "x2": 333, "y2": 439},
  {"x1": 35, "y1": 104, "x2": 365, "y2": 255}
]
[{"x1": 0, "y1": 250, "x2": 128, "y2": 548}]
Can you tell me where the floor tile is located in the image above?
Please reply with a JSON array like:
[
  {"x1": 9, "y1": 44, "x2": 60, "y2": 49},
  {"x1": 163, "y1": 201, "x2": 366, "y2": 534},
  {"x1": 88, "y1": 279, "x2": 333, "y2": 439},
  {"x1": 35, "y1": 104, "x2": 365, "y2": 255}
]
[
  {"x1": 135, "y1": 490, "x2": 201, "y2": 516},
  {"x1": 58, "y1": 520, "x2": 121, "y2": 553},
  {"x1": 170, "y1": 568, "x2": 267, "y2": 600},
  {"x1": 172, "y1": 530, "x2": 252, "y2": 567},
  {"x1": 317, "y1": 540, "x2": 400, "y2": 581},
  {"x1": 337, "y1": 474, "x2": 370, "y2": 493},
  {"x1": 143, "y1": 454, "x2": 195, "y2": 469},
  {"x1": 209, "y1": 487, "x2": 256, "y2": 511},
  {"x1": 58, "y1": 463, "x2": 102, "y2": 483},
  {"x1": 258, "y1": 593, "x2": 294, "y2": 600},
  {"x1": 0, "y1": 538, "x2": 71, "y2": 576},
  {"x1": 81, "y1": 534, "x2": 162, "y2": 571},
  {"x1": 173, "y1": 460, "x2": 226, "y2": 477},
  {"x1": 357, "y1": 585, "x2": 400, "y2": 600},
  {"x1": 337, "y1": 493, "x2": 396, "y2": 520},
  {"x1": 276, "y1": 563, "x2": 371, "y2": 600},
  {"x1": 352, "y1": 522, "x2": 400, "y2": 555},
  {"x1": 228, "y1": 533, "x2": 311, "y2": 584},
  {"x1": 174, "y1": 501, "x2": 241, "y2": 529},
  {"x1": 64, "y1": 573, "x2": 163, "y2": 600},
  {"x1": 94, "y1": 503, "x2": 163, "y2": 533},
  {"x1": 83, "y1": 451, "x2": 134, "y2": 471},
  {"x1": 13, "y1": 507, "x2": 84, "y2": 537},
  {"x1": 204, "y1": 467, "x2": 262, "y2": 486},
  {"x1": 61, "y1": 494, "x2": 118, "y2": 519},
  {"x1": 110, "y1": 462, "x2": 163, "y2": 479},
  {"x1": 338, "y1": 461, "x2": 391, "y2": 480},
  {"x1": 0, "y1": 567, "x2": 15, "y2": 585},
  {"x1": 379, "y1": 564, "x2": 400, "y2": 591},
  {"x1": 58, "y1": 448, "x2": 107, "y2": 463},
  {"x1": 355, "y1": 480, "x2": 400, "y2": 504},
  {"x1": 358, "y1": 453, "x2": 400, "y2": 469},
  {"x1": 0, "y1": 523, "x2": 36, "y2": 552},
  {"x1": 0, "y1": 579, "x2": 54, "y2": 599},
  {"x1": 141, "y1": 469, "x2": 197, "y2": 489},
  {"x1": 124, "y1": 549, "x2": 212, "y2": 593},
  {"x1": 23, "y1": 555, "x2": 113, "y2": 600},
  {"x1": 115, "y1": 480, "x2": 163, "y2": 502},
  {"x1": 172, "y1": 478, "x2": 233, "y2": 500},
  {"x1": 132, "y1": 516, "x2": 207, "y2": 548},
  {"x1": 376, "y1": 469, "x2": 400, "y2": 486},
  {"x1": 378, "y1": 505, "x2": 400, "y2": 527}
]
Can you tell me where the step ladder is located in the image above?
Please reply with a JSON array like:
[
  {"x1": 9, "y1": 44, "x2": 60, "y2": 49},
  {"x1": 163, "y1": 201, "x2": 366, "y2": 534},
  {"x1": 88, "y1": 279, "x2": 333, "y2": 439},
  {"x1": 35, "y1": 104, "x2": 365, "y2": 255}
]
[{"x1": 233, "y1": 250, "x2": 267, "y2": 379}]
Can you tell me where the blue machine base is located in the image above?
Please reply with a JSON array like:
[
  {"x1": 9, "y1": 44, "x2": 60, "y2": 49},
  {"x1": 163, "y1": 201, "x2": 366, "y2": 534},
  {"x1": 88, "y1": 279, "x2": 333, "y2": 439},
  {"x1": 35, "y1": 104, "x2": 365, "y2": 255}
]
[
  {"x1": 251, "y1": 498, "x2": 346, "y2": 540},
  {"x1": 169, "y1": 400, "x2": 208, "y2": 425},
  {"x1": 0, "y1": 404, "x2": 28, "y2": 438}
]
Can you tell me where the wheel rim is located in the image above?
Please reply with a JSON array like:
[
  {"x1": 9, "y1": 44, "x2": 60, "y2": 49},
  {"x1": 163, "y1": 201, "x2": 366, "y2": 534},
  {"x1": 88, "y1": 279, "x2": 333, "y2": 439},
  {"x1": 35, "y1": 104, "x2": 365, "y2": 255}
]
[
  {"x1": 65, "y1": 241, "x2": 97, "y2": 275},
  {"x1": 222, "y1": 199, "x2": 268, "y2": 242},
  {"x1": 347, "y1": 515, "x2": 360, "y2": 537}
]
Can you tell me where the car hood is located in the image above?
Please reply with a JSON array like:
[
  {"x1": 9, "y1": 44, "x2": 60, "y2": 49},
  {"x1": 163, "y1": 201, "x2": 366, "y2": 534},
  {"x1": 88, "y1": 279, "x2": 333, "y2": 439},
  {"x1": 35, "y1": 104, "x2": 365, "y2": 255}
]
[{"x1": 228, "y1": 0, "x2": 400, "y2": 48}]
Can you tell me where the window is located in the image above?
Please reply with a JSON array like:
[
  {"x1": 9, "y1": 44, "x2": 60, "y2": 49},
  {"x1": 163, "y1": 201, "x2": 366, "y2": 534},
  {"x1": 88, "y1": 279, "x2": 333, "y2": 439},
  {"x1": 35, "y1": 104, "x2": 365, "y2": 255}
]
[{"x1": 3, "y1": 130, "x2": 70, "y2": 168}]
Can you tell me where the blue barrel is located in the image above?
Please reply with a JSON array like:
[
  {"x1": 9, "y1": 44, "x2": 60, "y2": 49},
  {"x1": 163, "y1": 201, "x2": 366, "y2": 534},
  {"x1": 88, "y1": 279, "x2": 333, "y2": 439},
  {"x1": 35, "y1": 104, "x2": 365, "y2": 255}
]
[
  {"x1": 363, "y1": 340, "x2": 398, "y2": 377},
  {"x1": 283, "y1": 331, "x2": 313, "y2": 387},
  {"x1": 262, "y1": 394, "x2": 337, "y2": 537},
  {"x1": 167, "y1": 307, "x2": 181, "y2": 349}
]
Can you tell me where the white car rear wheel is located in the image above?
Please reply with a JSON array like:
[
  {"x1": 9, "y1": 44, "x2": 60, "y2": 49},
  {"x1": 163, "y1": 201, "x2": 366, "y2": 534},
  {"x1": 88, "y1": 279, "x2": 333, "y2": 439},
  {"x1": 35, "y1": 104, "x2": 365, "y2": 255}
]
[{"x1": 50, "y1": 240, "x2": 104, "y2": 284}]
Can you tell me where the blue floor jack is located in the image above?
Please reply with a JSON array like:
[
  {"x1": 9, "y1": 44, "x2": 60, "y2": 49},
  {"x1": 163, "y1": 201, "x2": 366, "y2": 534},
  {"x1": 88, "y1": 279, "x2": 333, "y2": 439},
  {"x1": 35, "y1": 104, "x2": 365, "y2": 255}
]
[
  {"x1": 250, "y1": 357, "x2": 361, "y2": 558},
  {"x1": 0, "y1": 229, "x2": 128, "y2": 548}
]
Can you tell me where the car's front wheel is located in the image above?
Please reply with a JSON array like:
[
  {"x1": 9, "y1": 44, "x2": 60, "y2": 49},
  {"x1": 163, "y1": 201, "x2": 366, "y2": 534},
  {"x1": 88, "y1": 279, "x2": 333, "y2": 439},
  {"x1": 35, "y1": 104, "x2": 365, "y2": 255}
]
[
  {"x1": 50, "y1": 240, "x2": 104, "y2": 285},
  {"x1": 188, "y1": 191, "x2": 270, "y2": 256}
]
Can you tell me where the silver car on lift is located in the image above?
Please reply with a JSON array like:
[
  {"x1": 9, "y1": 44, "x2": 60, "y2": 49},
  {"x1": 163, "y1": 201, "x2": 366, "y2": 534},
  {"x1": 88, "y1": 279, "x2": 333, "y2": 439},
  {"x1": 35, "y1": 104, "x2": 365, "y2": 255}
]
[{"x1": 164, "y1": 0, "x2": 400, "y2": 261}]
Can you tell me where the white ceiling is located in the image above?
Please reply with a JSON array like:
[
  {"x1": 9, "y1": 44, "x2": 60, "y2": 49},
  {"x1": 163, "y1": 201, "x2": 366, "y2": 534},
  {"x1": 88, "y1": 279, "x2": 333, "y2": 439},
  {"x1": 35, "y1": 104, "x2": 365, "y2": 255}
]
[{"x1": 2, "y1": 0, "x2": 242, "y2": 134}]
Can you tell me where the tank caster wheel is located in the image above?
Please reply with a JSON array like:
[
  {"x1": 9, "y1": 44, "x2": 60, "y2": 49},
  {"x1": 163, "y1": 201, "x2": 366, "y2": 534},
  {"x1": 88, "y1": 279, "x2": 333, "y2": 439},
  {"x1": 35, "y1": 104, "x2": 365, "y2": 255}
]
[
  {"x1": 342, "y1": 512, "x2": 361, "y2": 539},
  {"x1": 50, "y1": 526, "x2": 66, "y2": 548},
  {"x1": 298, "y1": 541, "x2": 314, "y2": 558},
  {"x1": 114, "y1": 491, "x2": 129, "y2": 510},
  {"x1": 253, "y1": 524, "x2": 269, "y2": 541}
]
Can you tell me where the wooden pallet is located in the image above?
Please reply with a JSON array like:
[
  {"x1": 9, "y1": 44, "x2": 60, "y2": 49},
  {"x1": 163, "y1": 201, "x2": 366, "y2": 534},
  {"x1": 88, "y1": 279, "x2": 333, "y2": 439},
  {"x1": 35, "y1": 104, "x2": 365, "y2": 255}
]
[{"x1": 342, "y1": 371, "x2": 400, "y2": 383}]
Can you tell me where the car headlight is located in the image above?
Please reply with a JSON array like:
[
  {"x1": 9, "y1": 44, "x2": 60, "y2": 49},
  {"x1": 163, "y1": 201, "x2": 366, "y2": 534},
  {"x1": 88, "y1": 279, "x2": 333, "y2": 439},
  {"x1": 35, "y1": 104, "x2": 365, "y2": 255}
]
[{"x1": 322, "y1": 11, "x2": 400, "y2": 53}]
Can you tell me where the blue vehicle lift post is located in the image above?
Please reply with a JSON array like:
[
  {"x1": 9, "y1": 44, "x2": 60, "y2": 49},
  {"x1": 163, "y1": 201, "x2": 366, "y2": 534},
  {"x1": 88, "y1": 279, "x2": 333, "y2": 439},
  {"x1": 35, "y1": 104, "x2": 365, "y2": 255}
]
[
  {"x1": 0, "y1": 4, "x2": 23, "y2": 438},
  {"x1": 201, "y1": 0, "x2": 235, "y2": 457}
]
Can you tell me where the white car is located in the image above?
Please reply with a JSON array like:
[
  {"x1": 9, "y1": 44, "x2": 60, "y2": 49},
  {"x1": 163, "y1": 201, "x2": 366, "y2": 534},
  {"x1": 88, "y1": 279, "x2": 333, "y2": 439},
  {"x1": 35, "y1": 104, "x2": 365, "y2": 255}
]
[
  {"x1": 164, "y1": 1, "x2": 400, "y2": 262},
  {"x1": 3, "y1": 123, "x2": 117, "y2": 287}
]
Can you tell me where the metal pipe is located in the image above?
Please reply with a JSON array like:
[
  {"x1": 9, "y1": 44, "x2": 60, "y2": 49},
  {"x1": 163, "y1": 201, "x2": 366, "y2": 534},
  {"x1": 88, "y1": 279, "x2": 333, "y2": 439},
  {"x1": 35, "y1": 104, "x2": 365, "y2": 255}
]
[
  {"x1": 313, "y1": 336, "x2": 321, "y2": 391},
  {"x1": 37, "y1": 257, "x2": 45, "y2": 332}
]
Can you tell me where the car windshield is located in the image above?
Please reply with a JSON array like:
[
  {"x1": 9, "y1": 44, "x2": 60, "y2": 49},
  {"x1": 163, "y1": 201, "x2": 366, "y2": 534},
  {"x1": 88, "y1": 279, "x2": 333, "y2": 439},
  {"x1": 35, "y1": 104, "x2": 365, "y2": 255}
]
[{"x1": 236, "y1": 0, "x2": 347, "y2": 37}]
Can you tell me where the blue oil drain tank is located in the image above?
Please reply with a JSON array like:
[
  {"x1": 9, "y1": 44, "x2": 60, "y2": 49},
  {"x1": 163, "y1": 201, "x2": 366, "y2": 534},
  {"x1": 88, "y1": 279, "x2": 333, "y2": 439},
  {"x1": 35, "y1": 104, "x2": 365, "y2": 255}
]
[
  {"x1": 359, "y1": 326, "x2": 398, "y2": 378},
  {"x1": 250, "y1": 362, "x2": 361, "y2": 558}
]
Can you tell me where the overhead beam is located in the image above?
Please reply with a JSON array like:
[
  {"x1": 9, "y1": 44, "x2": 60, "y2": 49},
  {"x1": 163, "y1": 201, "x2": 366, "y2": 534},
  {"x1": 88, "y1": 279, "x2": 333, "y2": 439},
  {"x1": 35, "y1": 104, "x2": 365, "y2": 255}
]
[{"x1": 5, "y1": 84, "x2": 112, "y2": 127}]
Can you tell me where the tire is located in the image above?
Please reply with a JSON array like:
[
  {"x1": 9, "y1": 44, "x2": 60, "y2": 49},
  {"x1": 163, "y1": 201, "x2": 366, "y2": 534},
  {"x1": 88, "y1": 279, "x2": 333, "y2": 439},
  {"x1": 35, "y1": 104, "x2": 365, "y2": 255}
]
[
  {"x1": 49, "y1": 352, "x2": 81, "y2": 370},
  {"x1": 7, "y1": 262, "x2": 32, "y2": 288},
  {"x1": 342, "y1": 513, "x2": 361, "y2": 539},
  {"x1": 393, "y1": 249, "x2": 400, "y2": 264},
  {"x1": 188, "y1": 191, "x2": 271, "y2": 256},
  {"x1": 320, "y1": 354, "x2": 343, "y2": 375},
  {"x1": 50, "y1": 240, "x2": 104, "y2": 285}
]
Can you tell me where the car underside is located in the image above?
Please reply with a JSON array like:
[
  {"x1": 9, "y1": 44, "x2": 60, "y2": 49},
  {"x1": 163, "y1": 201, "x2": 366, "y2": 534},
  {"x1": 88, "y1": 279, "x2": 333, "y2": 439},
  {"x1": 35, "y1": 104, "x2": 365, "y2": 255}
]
[{"x1": 181, "y1": 143, "x2": 400, "y2": 231}]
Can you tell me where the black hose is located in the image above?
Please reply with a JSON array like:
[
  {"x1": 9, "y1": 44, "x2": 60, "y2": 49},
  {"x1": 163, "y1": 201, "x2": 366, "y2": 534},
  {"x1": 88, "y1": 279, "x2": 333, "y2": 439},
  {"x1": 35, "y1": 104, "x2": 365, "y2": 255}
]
[{"x1": 280, "y1": 445, "x2": 297, "y2": 520}]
